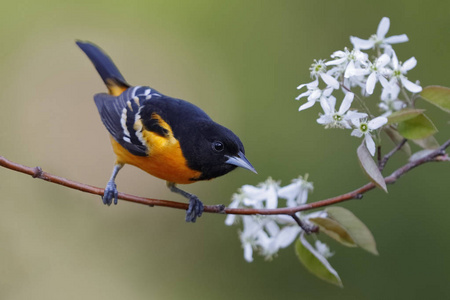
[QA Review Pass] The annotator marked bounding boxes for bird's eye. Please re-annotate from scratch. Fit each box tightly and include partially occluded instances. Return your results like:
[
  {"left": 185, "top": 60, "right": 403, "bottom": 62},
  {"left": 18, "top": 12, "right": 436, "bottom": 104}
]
[{"left": 212, "top": 141, "right": 224, "bottom": 152}]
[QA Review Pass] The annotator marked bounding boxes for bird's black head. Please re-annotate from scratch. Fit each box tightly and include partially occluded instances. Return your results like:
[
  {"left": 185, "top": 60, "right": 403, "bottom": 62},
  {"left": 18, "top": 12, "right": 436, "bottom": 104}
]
[{"left": 177, "top": 120, "right": 256, "bottom": 181}]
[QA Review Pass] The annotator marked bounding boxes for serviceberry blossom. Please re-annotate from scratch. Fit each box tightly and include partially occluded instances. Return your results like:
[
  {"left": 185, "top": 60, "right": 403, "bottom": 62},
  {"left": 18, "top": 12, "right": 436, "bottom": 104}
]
[
  {"left": 350, "top": 17, "right": 408, "bottom": 52},
  {"left": 326, "top": 48, "right": 369, "bottom": 79},
  {"left": 365, "top": 54, "right": 391, "bottom": 95},
  {"left": 296, "top": 78, "right": 334, "bottom": 111},
  {"left": 351, "top": 116, "right": 388, "bottom": 156},
  {"left": 390, "top": 51, "right": 422, "bottom": 93},
  {"left": 294, "top": 17, "right": 421, "bottom": 159},
  {"left": 277, "top": 175, "right": 313, "bottom": 207},
  {"left": 316, "top": 93, "right": 367, "bottom": 129},
  {"left": 379, "top": 81, "right": 405, "bottom": 116},
  {"left": 227, "top": 176, "right": 325, "bottom": 262},
  {"left": 309, "top": 59, "right": 340, "bottom": 89}
]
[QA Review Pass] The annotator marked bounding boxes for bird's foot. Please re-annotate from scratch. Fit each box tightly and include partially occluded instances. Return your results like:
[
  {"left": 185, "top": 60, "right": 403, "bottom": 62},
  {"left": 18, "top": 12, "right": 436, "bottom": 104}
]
[
  {"left": 103, "top": 180, "right": 119, "bottom": 206},
  {"left": 185, "top": 195, "right": 204, "bottom": 223}
]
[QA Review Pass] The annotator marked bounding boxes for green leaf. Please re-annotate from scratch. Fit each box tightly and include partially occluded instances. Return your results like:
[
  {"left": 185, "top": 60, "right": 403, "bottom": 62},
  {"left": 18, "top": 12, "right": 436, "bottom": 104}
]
[
  {"left": 309, "top": 217, "right": 356, "bottom": 247},
  {"left": 387, "top": 108, "right": 425, "bottom": 125},
  {"left": 412, "top": 135, "right": 440, "bottom": 149},
  {"left": 295, "top": 234, "right": 343, "bottom": 287},
  {"left": 421, "top": 85, "right": 450, "bottom": 113},
  {"left": 326, "top": 207, "right": 379, "bottom": 255},
  {"left": 384, "top": 128, "right": 411, "bottom": 155},
  {"left": 397, "top": 113, "right": 438, "bottom": 140},
  {"left": 357, "top": 142, "right": 387, "bottom": 193},
  {"left": 383, "top": 127, "right": 411, "bottom": 156}
]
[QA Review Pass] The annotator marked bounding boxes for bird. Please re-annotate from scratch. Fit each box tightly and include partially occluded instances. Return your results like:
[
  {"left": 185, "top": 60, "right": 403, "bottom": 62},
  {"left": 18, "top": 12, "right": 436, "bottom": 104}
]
[{"left": 76, "top": 41, "right": 256, "bottom": 222}]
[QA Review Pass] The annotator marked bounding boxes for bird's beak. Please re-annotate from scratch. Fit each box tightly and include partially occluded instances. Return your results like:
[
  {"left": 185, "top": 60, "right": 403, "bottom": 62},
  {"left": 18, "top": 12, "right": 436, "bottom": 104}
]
[{"left": 226, "top": 151, "right": 257, "bottom": 174}]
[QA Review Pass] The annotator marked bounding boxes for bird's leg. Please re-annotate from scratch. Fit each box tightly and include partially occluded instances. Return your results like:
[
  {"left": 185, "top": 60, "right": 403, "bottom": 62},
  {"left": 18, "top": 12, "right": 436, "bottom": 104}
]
[
  {"left": 103, "top": 164, "right": 123, "bottom": 206},
  {"left": 167, "top": 182, "right": 204, "bottom": 223}
]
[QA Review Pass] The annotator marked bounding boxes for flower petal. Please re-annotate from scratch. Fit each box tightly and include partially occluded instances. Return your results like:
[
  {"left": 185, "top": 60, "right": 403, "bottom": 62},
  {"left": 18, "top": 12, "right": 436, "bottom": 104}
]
[
  {"left": 308, "top": 89, "right": 321, "bottom": 101},
  {"left": 377, "top": 17, "right": 390, "bottom": 39},
  {"left": 299, "top": 100, "right": 316, "bottom": 111},
  {"left": 391, "top": 51, "right": 399, "bottom": 69},
  {"left": 401, "top": 56, "right": 417, "bottom": 72},
  {"left": 384, "top": 34, "right": 409, "bottom": 45},
  {"left": 319, "top": 97, "right": 332, "bottom": 114},
  {"left": 328, "top": 95, "right": 337, "bottom": 112},
  {"left": 297, "top": 78, "right": 319, "bottom": 90},
  {"left": 344, "top": 61, "right": 368, "bottom": 78},
  {"left": 244, "top": 243, "right": 254, "bottom": 262},
  {"left": 344, "top": 60, "right": 356, "bottom": 78},
  {"left": 365, "top": 135, "right": 376, "bottom": 156},
  {"left": 378, "top": 75, "right": 390, "bottom": 89},
  {"left": 366, "top": 72, "right": 377, "bottom": 95},
  {"left": 322, "top": 87, "right": 334, "bottom": 97},
  {"left": 368, "top": 116, "right": 388, "bottom": 130},
  {"left": 266, "top": 185, "right": 278, "bottom": 209},
  {"left": 351, "top": 129, "right": 363, "bottom": 138},
  {"left": 275, "top": 226, "right": 301, "bottom": 249},
  {"left": 325, "top": 57, "right": 347, "bottom": 66},
  {"left": 320, "top": 73, "right": 340, "bottom": 89},
  {"left": 350, "top": 36, "right": 374, "bottom": 50},
  {"left": 295, "top": 90, "right": 311, "bottom": 100},
  {"left": 265, "top": 220, "right": 280, "bottom": 237},
  {"left": 400, "top": 77, "right": 422, "bottom": 93},
  {"left": 377, "top": 54, "right": 391, "bottom": 68},
  {"left": 338, "top": 92, "right": 354, "bottom": 114}
]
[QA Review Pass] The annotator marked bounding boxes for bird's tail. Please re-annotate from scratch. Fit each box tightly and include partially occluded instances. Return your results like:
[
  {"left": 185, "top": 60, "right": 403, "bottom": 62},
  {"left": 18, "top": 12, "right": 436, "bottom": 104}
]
[{"left": 76, "top": 40, "right": 130, "bottom": 96}]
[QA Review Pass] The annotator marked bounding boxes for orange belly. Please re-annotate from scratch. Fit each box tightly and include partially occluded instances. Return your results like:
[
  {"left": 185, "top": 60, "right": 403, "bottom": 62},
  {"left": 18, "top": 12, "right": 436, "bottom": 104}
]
[{"left": 110, "top": 136, "right": 201, "bottom": 184}]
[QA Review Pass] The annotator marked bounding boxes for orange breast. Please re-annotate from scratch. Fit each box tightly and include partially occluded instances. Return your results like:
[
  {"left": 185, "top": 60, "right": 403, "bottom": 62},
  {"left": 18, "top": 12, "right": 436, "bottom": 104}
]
[{"left": 110, "top": 134, "right": 201, "bottom": 184}]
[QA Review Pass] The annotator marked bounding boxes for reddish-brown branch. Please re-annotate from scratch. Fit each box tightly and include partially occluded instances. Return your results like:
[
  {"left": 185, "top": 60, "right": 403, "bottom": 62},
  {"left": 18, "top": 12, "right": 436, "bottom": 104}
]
[{"left": 0, "top": 139, "right": 448, "bottom": 216}]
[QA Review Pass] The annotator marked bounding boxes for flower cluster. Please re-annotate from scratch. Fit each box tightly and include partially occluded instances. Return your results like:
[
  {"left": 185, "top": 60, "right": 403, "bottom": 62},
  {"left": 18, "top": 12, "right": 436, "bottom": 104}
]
[
  {"left": 296, "top": 17, "right": 422, "bottom": 156},
  {"left": 225, "top": 176, "right": 332, "bottom": 262}
]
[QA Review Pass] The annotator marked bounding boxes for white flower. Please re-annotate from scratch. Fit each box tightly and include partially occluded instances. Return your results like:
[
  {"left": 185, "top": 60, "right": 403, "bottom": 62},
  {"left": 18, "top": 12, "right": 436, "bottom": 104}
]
[
  {"left": 379, "top": 80, "right": 405, "bottom": 116},
  {"left": 241, "top": 178, "right": 279, "bottom": 209},
  {"left": 390, "top": 51, "right": 422, "bottom": 93},
  {"left": 278, "top": 175, "right": 313, "bottom": 207},
  {"left": 274, "top": 226, "right": 302, "bottom": 248},
  {"left": 296, "top": 78, "right": 334, "bottom": 111},
  {"left": 326, "top": 48, "right": 369, "bottom": 78},
  {"left": 229, "top": 177, "right": 318, "bottom": 262},
  {"left": 316, "top": 93, "right": 368, "bottom": 129},
  {"left": 350, "top": 17, "right": 409, "bottom": 50},
  {"left": 365, "top": 54, "right": 391, "bottom": 94},
  {"left": 239, "top": 215, "right": 302, "bottom": 262},
  {"left": 309, "top": 59, "right": 340, "bottom": 89},
  {"left": 258, "top": 224, "right": 302, "bottom": 260},
  {"left": 351, "top": 116, "right": 388, "bottom": 156},
  {"left": 240, "top": 216, "right": 261, "bottom": 262}
]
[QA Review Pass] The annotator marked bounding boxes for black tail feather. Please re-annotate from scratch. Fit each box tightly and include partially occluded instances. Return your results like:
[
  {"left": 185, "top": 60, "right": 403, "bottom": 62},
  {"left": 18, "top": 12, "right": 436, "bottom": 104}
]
[{"left": 76, "top": 40, "right": 130, "bottom": 89}]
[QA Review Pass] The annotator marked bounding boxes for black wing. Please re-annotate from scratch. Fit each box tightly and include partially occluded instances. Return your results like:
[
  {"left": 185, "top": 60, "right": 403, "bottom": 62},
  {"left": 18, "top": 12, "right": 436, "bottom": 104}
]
[{"left": 94, "top": 86, "right": 162, "bottom": 156}]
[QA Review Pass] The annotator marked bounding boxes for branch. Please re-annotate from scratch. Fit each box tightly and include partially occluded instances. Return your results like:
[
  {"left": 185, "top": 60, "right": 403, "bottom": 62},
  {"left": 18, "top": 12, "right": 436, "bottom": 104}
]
[
  {"left": 0, "top": 139, "right": 448, "bottom": 217},
  {"left": 378, "top": 138, "right": 408, "bottom": 171}
]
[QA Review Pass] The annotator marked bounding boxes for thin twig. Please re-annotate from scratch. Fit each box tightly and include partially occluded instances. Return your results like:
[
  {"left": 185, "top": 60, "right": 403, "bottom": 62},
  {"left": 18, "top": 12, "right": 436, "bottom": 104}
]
[
  {"left": 291, "top": 214, "right": 319, "bottom": 234},
  {"left": 0, "top": 139, "right": 448, "bottom": 216},
  {"left": 379, "top": 138, "right": 408, "bottom": 171},
  {"left": 377, "top": 145, "right": 382, "bottom": 167}
]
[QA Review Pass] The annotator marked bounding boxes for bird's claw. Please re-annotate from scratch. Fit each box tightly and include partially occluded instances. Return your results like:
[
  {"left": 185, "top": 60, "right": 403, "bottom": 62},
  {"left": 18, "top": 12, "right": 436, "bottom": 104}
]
[
  {"left": 185, "top": 196, "right": 204, "bottom": 223},
  {"left": 103, "top": 180, "right": 119, "bottom": 206}
]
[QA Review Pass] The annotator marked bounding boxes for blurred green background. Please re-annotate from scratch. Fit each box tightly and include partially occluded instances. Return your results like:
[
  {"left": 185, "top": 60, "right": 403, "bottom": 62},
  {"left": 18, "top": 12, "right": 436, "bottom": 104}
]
[{"left": 0, "top": 0, "right": 449, "bottom": 299}]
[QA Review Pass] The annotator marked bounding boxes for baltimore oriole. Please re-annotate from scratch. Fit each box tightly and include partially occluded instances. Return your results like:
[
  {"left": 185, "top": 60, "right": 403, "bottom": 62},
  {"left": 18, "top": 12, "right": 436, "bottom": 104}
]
[{"left": 76, "top": 41, "right": 256, "bottom": 222}]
